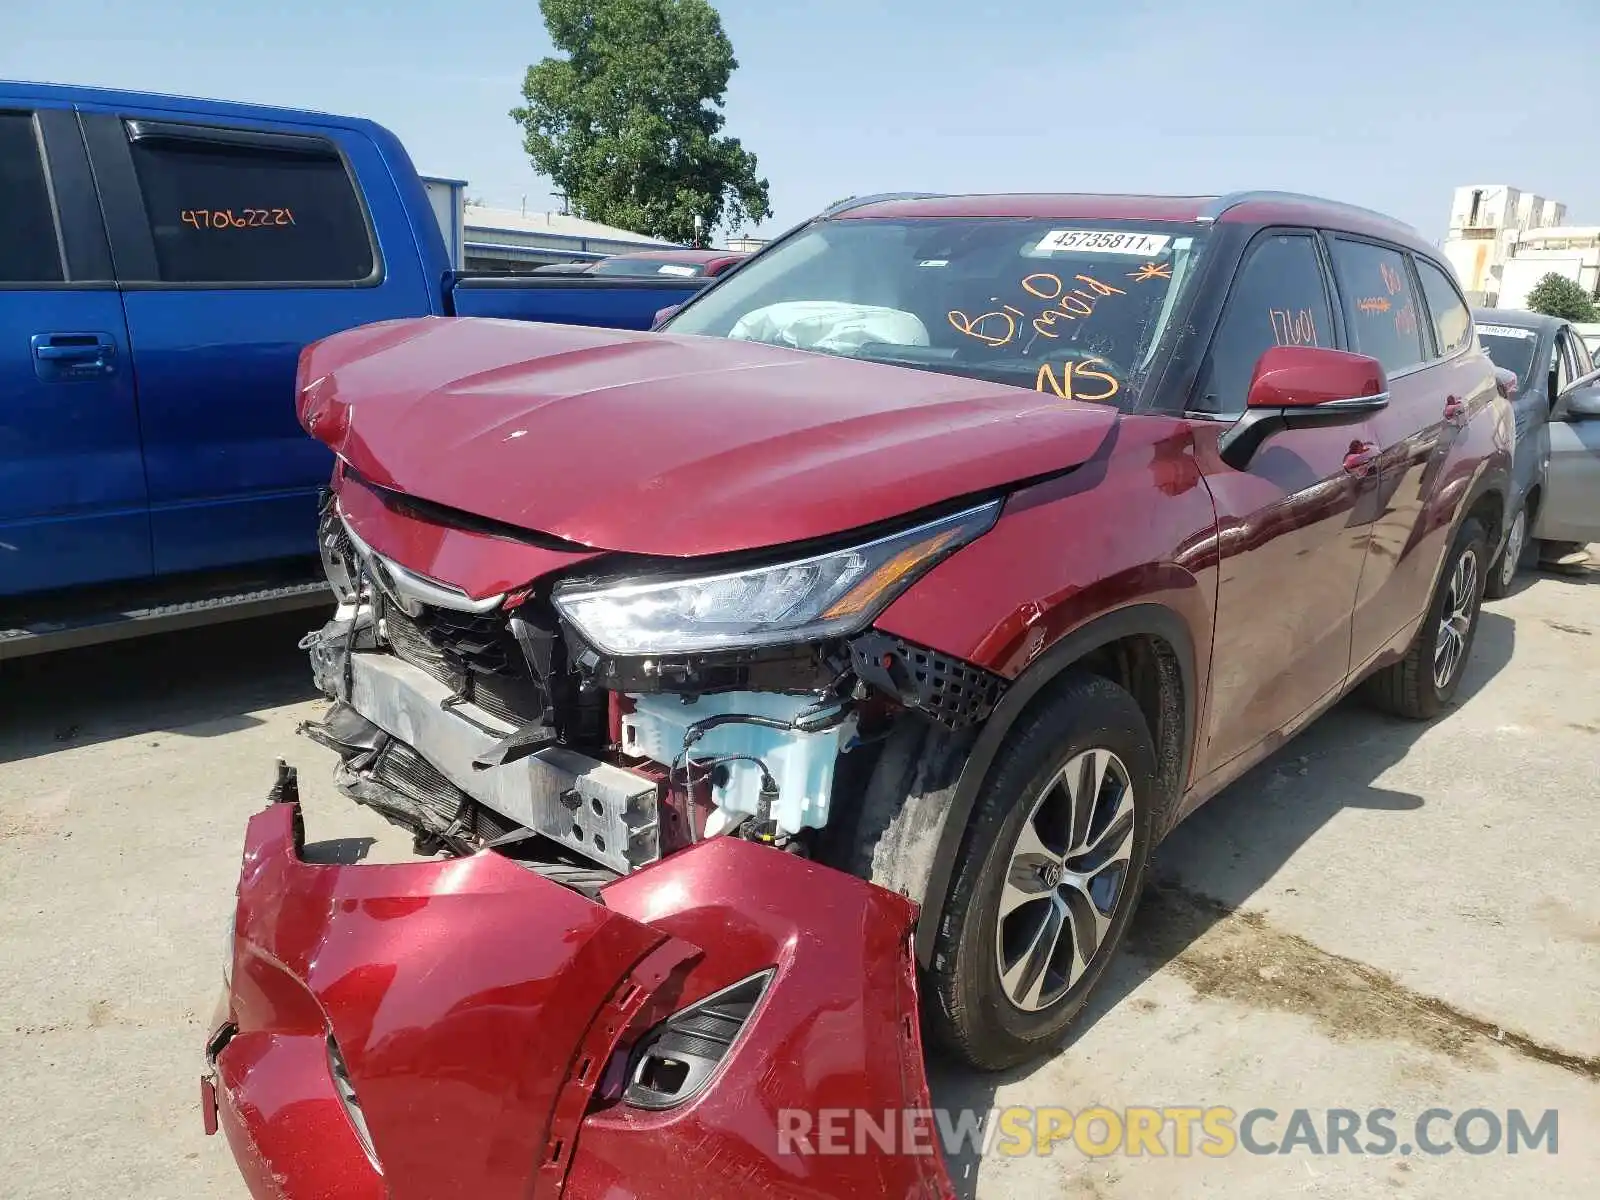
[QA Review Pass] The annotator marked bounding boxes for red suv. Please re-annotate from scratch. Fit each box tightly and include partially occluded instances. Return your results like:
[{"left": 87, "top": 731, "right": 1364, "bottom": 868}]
[{"left": 209, "top": 191, "right": 1511, "bottom": 1198}]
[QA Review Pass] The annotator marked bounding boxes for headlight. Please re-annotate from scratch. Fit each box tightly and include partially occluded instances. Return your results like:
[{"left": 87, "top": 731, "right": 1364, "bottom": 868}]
[{"left": 553, "top": 500, "right": 1001, "bottom": 655}]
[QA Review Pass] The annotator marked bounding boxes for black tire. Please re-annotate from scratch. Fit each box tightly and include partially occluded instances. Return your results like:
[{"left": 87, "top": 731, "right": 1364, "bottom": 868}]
[
  {"left": 1363, "top": 517, "right": 1487, "bottom": 719},
  {"left": 1483, "top": 504, "right": 1526, "bottom": 600},
  {"left": 855, "top": 673, "right": 1158, "bottom": 1070}
]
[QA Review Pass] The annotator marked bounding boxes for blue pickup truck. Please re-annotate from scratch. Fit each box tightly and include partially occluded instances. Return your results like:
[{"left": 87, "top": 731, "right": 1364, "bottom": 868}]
[{"left": 0, "top": 81, "right": 707, "bottom": 657}]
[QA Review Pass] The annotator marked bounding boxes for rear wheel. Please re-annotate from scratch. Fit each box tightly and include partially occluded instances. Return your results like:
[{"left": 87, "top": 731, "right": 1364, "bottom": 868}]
[
  {"left": 1363, "top": 517, "right": 1487, "bottom": 719},
  {"left": 1483, "top": 505, "right": 1526, "bottom": 599},
  {"left": 901, "top": 674, "right": 1158, "bottom": 1069}
]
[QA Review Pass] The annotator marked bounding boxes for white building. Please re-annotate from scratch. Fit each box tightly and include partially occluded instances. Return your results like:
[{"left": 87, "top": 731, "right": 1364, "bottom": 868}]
[
  {"left": 1441, "top": 184, "right": 1567, "bottom": 306},
  {"left": 1496, "top": 226, "right": 1600, "bottom": 311}
]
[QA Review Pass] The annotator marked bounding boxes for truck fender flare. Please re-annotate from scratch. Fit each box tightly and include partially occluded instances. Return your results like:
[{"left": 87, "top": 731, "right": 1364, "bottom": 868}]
[{"left": 911, "top": 602, "right": 1198, "bottom": 966}]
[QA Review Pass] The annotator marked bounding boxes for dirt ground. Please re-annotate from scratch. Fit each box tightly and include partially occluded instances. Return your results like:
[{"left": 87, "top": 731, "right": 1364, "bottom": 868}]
[{"left": 0, "top": 565, "right": 1595, "bottom": 1198}]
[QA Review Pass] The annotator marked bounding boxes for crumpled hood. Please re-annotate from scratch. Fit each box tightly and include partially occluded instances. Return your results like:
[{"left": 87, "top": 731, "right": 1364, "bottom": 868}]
[{"left": 298, "top": 316, "right": 1119, "bottom": 557}]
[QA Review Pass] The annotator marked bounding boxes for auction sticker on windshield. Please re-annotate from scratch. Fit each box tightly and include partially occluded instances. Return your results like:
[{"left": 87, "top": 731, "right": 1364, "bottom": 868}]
[
  {"left": 1477, "top": 324, "right": 1537, "bottom": 339},
  {"left": 1033, "top": 230, "right": 1172, "bottom": 256}
]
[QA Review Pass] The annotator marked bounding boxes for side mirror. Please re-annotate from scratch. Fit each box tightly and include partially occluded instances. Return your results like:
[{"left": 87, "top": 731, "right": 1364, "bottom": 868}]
[
  {"left": 651, "top": 303, "right": 682, "bottom": 331},
  {"left": 1219, "top": 346, "right": 1389, "bottom": 468},
  {"left": 1558, "top": 382, "right": 1600, "bottom": 420}
]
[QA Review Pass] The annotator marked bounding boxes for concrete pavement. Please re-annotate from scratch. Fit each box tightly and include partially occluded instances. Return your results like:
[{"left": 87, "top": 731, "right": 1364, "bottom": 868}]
[{"left": 0, "top": 567, "right": 1594, "bottom": 1198}]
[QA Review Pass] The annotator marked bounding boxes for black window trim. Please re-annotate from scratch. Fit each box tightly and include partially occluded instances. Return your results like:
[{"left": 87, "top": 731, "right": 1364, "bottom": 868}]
[
  {"left": 80, "top": 111, "right": 384, "bottom": 291},
  {"left": 0, "top": 107, "right": 70, "bottom": 290},
  {"left": 1183, "top": 224, "right": 1342, "bottom": 420},
  {"left": 1320, "top": 231, "right": 1430, "bottom": 380}
]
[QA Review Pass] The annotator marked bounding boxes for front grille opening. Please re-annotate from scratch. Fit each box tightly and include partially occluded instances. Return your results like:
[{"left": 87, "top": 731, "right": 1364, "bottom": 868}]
[{"left": 380, "top": 600, "right": 546, "bottom": 726}]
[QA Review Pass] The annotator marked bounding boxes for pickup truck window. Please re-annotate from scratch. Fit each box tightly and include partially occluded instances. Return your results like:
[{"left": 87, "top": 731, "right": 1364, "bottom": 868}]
[
  {"left": 1329, "top": 238, "right": 1425, "bottom": 374},
  {"left": 0, "top": 112, "right": 65, "bottom": 283},
  {"left": 1414, "top": 258, "right": 1471, "bottom": 358},
  {"left": 125, "top": 124, "right": 374, "bottom": 284}
]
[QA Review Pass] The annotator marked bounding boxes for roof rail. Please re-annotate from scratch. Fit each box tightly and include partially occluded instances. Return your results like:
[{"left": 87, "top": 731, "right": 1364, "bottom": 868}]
[
  {"left": 1198, "top": 190, "right": 1415, "bottom": 232},
  {"left": 819, "top": 192, "right": 947, "bottom": 218}
]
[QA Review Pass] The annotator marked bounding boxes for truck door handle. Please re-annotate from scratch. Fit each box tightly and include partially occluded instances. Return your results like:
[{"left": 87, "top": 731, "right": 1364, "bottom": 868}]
[
  {"left": 1443, "top": 396, "right": 1467, "bottom": 425},
  {"left": 30, "top": 332, "right": 117, "bottom": 380}
]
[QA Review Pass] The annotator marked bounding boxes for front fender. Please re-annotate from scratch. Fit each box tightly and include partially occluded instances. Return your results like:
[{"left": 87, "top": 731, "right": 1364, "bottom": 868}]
[{"left": 902, "top": 602, "right": 1200, "bottom": 967}]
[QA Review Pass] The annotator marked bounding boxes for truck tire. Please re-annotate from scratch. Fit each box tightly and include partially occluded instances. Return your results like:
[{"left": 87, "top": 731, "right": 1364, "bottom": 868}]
[
  {"left": 852, "top": 673, "right": 1157, "bottom": 1070},
  {"left": 1363, "top": 517, "right": 1488, "bottom": 719}
]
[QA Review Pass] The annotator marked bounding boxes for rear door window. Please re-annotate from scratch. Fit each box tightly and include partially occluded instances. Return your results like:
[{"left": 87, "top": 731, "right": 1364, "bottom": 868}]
[
  {"left": 1194, "top": 232, "right": 1335, "bottom": 415},
  {"left": 1414, "top": 258, "right": 1472, "bottom": 358},
  {"left": 0, "top": 111, "right": 65, "bottom": 283},
  {"left": 1328, "top": 239, "right": 1425, "bottom": 373},
  {"left": 124, "top": 122, "right": 375, "bottom": 284}
]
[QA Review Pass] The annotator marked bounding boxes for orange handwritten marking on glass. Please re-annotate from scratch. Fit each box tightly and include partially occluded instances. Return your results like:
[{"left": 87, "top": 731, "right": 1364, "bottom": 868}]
[
  {"left": 1022, "top": 273, "right": 1063, "bottom": 300},
  {"left": 1269, "top": 308, "right": 1320, "bottom": 347},
  {"left": 1127, "top": 262, "right": 1172, "bottom": 283},
  {"left": 1036, "top": 357, "right": 1121, "bottom": 402},
  {"left": 178, "top": 208, "right": 297, "bottom": 230},
  {"left": 948, "top": 308, "right": 1017, "bottom": 347},
  {"left": 1379, "top": 261, "right": 1404, "bottom": 296},
  {"left": 1357, "top": 297, "right": 1391, "bottom": 315},
  {"left": 1075, "top": 274, "right": 1126, "bottom": 297}
]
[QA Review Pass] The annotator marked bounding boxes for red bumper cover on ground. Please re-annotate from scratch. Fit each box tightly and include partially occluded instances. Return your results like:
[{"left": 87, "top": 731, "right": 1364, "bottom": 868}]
[{"left": 206, "top": 794, "right": 956, "bottom": 1199}]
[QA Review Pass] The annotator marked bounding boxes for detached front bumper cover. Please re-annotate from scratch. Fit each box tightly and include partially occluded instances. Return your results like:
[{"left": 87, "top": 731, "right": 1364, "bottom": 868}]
[{"left": 208, "top": 764, "right": 956, "bottom": 1199}]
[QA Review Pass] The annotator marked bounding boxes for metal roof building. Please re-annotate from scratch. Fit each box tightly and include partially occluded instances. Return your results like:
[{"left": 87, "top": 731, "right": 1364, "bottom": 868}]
[{"left": 462, "top": 205, "right": 684, "bottom": 272}]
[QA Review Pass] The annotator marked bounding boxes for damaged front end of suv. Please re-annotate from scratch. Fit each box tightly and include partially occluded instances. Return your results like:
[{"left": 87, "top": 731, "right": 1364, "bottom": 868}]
[{"left": 304, "top": 477, "right": 1006, "bottom": 878}]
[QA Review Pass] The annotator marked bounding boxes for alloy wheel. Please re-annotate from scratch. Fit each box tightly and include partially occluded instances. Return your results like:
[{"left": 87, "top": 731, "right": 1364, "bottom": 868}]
[
  {"left": 1498, "top": 510, "right": 1525, "bottom": 591},
  {"left": 1434, "top": 547, "right": 1479, "bottom": 690},
  {"left": 995, "top": 749, "right": 1136, "bottom": 1012}
]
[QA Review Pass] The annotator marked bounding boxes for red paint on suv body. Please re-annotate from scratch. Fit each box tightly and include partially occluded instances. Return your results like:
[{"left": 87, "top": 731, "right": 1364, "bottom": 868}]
[{"left": 213, "top": 192, "right": 1512, "bottom": 1198}]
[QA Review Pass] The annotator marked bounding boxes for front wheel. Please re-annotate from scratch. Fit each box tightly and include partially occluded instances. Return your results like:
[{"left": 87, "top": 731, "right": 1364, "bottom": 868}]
[{"left": 920, "top": 674, "right": 1158, "bottom": 1069}]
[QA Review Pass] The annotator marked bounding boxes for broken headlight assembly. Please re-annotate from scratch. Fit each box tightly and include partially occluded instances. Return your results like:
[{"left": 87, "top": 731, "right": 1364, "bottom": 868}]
[{"left": 552, "top": 500, "right": 1001, "bottom": 656}]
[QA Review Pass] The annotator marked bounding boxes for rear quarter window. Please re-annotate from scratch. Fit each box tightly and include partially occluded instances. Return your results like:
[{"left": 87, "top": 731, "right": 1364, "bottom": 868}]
[
  {"left": 125, "top": 123, "right": 375, "bottom": 285},
  {"left": 1414, "top": 258, "right": 1472, "bottom": 357},
  {"left": 1328, "top": 238, "right": 1425, "bottom": 373}
]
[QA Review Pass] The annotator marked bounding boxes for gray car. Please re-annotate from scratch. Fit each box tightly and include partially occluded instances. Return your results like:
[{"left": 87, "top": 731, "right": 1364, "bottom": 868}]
[{"left": 1472, "top": 308, "right": 1600, "bottom": 593}]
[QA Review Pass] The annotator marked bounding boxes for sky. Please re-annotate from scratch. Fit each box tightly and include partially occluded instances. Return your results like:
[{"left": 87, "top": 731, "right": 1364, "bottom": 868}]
[{"left": 6, "top": 0, "right": 1599, "bottom": 242}]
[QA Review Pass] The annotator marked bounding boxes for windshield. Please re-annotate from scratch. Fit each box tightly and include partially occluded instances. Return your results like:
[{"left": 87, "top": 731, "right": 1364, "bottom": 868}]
[
  {"left": 1477, "top": 322, "right": 1541, "bottom": 390},
  {"left": 664, "top": 217, "right": 1208, "bottom": 405},
  {"left": 590, "top": 256, "right": 705, "bottom": 278}
]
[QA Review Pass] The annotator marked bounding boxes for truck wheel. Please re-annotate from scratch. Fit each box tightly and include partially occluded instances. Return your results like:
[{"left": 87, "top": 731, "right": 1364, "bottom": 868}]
[
  {"left": 1363, "top": 517, "right": 1487, "bottom": 719},
  {"left": 1483, "top": 505, "right": 1526, "bottom": 599},
  {"left": 858, "top": 674, "right": 1158, "bottom": 1071}
]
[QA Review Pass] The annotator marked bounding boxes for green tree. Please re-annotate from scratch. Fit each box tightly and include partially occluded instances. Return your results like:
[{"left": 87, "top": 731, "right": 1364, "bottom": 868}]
[
  {"left": 1525, "top": 272, "right": 1597, "bottom": 322},
  {"left": 510, "top": 0, "right": 771, "bottom": 246}
]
